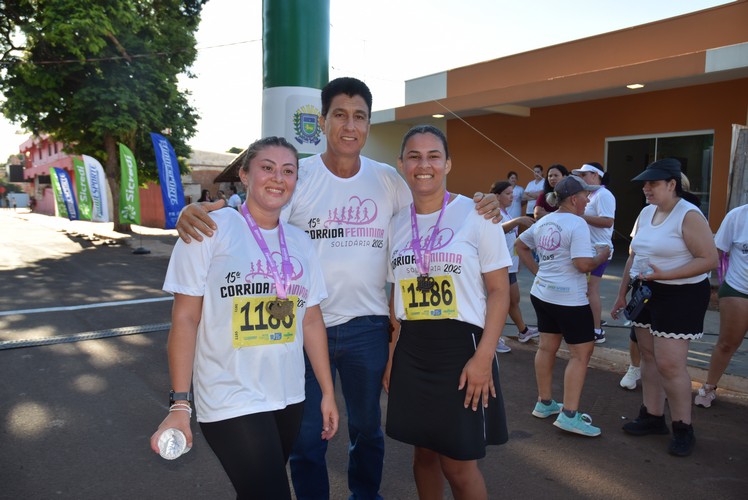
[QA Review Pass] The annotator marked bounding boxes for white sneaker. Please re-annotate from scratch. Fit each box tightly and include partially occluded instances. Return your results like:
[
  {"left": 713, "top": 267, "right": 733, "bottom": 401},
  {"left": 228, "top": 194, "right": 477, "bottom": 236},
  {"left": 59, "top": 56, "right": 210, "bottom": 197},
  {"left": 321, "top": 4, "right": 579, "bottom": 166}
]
[
  {"left": 518, "top": 326, "right": 539, "bottom": 343},
  {"left": 694, "top": 384, "right": 716, "bottom": 408},
  {"left": 619, "top": 365, "right": 641, "bottom": 390},
  {"left": 496, "top": 337, "right": 511, "bottom": 353}
]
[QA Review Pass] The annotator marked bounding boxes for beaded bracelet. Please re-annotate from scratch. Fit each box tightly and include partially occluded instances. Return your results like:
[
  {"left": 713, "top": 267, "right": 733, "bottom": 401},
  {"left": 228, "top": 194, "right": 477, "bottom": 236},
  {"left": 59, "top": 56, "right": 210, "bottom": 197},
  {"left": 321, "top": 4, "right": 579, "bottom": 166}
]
[{"left": 169, "top": 403, "right": 193, "bottom": 417}]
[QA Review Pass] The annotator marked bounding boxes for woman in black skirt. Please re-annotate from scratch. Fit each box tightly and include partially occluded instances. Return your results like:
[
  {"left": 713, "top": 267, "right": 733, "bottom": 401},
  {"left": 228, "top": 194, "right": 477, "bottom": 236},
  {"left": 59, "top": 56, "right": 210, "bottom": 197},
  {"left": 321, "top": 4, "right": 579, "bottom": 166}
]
[{"left": 384, "top": 125, "right": 512, "bottom": 499}]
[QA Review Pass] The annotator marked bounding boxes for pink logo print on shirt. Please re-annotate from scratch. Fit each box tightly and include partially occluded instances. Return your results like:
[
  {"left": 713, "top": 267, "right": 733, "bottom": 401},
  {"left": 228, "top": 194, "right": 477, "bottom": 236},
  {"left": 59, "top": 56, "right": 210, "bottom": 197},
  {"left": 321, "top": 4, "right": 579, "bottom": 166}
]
[
  {"left": 246, "top": 253, "right": 304, "bottom": 282},
  {"left": 404, "top": 225, "right": 454, "bottom": 253},
  {"left": 537, "top": 228, "right": 561, "bottom": 251},
  {"left": 324, "top": 196, "right": 378, "bottom": 228}
]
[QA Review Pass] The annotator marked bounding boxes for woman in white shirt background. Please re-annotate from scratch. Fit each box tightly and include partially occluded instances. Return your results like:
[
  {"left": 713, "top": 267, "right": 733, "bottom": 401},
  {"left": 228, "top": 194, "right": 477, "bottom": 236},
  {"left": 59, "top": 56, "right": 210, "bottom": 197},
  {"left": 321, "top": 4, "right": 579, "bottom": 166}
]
[
  {"left": 694, "top": 203, "right": 748, "bottom": 408},
  {"left": 491, "top": 180, "right": 538, "bottom": 347},
  {"left": 571, "top": 162, "right": 616, "bottom": 345}
]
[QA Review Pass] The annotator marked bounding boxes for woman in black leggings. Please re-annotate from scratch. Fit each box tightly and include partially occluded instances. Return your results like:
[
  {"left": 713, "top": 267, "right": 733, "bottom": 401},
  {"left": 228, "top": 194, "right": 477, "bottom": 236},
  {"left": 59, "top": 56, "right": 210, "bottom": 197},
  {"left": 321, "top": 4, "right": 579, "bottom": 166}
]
[{"left": 151, "top": 137, "right": 338, "bottom": 499}]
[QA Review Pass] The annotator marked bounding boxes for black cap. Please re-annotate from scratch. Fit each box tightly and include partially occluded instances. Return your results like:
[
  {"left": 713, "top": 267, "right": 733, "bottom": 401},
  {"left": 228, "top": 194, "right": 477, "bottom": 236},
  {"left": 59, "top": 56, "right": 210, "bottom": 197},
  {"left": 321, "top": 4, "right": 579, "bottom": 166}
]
[
  {"left": 554, "top": 175, "right": 601, "bottom": 199},
  {"left": 632, "top": 158, "right": 681, "bottom": 182}
]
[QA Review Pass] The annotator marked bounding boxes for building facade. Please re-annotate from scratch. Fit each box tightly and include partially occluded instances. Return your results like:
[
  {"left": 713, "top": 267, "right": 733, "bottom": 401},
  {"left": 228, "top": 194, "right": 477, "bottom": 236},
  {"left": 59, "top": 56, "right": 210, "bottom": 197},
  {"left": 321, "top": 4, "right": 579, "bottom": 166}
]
[{"left": 369, "top": 1, "right": 748, "bottom": 238}]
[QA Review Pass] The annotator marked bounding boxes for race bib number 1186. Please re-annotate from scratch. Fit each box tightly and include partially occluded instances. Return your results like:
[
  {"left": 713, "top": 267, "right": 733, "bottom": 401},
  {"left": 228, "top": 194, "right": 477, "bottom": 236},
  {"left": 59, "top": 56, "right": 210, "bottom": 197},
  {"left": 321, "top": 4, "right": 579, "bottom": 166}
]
[{"left": 400, "top": 275, "right": 458, "bottom": 320}]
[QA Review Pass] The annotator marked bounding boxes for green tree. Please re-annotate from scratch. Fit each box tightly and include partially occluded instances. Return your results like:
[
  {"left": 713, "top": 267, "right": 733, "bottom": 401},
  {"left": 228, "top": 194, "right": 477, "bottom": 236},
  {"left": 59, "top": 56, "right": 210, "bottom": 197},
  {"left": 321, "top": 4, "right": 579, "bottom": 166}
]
[{"left": 0, "top": 0, "right": 207, "bottom": 231}]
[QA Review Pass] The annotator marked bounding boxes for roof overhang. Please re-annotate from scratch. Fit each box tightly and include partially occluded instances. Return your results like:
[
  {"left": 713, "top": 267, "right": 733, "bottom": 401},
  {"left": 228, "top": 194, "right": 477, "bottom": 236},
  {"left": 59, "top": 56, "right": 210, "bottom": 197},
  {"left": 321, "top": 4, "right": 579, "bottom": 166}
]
[{"left": 381, "top": 41, "right": 748, "bottom": 125}]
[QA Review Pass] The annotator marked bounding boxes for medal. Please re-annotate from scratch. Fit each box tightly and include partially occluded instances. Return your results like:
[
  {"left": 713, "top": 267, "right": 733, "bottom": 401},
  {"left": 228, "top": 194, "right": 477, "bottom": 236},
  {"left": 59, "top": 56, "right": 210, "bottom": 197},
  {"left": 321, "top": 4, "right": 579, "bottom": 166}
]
[
  {"left": 241, "top": 203, "right": 294, "bottom": 316},
  {"left": 410, "top": 191, "right": 450, "bottom": 285},
  {"left": 266, "top": 299, "right": 294, "bottom": 322},
  {"left": 416, "top": 275, "right": 437, "bottom": 292}
]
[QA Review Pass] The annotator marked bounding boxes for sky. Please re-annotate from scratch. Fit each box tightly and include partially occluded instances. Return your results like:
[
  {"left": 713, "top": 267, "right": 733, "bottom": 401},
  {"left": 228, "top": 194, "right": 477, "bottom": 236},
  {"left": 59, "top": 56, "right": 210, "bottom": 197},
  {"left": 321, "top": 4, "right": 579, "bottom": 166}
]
[{"left": 0, "top": 0, "right": 733, "bottom": 159}]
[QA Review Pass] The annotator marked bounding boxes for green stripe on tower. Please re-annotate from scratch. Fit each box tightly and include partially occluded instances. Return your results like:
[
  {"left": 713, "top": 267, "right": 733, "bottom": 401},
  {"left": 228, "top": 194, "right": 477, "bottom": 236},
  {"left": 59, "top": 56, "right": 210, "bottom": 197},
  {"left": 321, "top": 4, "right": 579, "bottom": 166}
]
[
  {"left": 263, "top": 0, "right": 329, "bottom": 89},
  {"left": 262, "top": 0, "right": 329, "bottom": 155}
]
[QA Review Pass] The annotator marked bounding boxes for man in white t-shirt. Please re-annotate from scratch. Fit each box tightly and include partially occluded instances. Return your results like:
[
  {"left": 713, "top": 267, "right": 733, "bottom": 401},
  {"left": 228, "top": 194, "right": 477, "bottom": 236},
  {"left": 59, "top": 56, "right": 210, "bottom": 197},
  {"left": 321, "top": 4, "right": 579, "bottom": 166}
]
[
  {"left": 175, "top": 78, "right": 501, "bottom": 500},
  {"left": 226, "top": 185, "right": 241, "bottom": 209},
  {"left": 523, "top": 164, "right": 545, "bottom": 217}
]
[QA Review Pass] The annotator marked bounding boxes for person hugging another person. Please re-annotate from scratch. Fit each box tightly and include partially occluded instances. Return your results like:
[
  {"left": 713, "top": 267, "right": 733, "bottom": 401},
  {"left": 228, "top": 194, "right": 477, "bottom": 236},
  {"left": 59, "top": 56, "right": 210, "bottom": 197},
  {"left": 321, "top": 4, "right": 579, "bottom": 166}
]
[{"left": 385, "top": 125, "right": 511, "bottom": 499}]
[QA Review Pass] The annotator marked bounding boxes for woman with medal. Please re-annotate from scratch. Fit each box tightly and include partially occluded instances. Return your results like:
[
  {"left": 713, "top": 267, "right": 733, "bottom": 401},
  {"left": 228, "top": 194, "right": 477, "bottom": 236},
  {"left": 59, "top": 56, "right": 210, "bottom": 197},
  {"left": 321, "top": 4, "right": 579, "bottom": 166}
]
[
  {"left": 384, "top": 125, "right": 512, "bottom": 499},
  {"left": 151, "top": 137, "right": 338, "bottom": 499}
]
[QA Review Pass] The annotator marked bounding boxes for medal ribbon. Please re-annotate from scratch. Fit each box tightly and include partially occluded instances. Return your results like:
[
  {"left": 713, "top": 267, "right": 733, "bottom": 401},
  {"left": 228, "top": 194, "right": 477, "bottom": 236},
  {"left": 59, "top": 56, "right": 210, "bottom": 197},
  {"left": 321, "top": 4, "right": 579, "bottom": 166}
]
[
  {"left": 410, "top": 191, "right": 450, "bottom": 277},
  {"left": 240, "top": 203, "right": 292, "bottom": 299}
]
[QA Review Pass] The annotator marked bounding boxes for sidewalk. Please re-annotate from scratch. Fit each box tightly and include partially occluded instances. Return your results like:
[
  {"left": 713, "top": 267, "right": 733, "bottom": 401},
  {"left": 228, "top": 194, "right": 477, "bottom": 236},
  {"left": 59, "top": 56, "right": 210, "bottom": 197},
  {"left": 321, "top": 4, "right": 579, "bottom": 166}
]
[
  {"left": 508, "top": 245, "right": 748, "bottom": 397},
  {"left": 5, "top": 208, "right": 179, "bottom": 258},
  {"left": 5, "top": 209, "right": 747, "bottom": 395}
]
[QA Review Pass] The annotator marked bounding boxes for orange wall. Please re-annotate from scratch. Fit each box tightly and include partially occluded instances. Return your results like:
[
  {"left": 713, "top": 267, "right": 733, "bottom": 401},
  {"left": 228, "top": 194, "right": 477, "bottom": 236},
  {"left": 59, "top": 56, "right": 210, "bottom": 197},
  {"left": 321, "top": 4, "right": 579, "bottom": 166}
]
[{"left": 446, "top": 78, "right": 748, "bottom": 231}]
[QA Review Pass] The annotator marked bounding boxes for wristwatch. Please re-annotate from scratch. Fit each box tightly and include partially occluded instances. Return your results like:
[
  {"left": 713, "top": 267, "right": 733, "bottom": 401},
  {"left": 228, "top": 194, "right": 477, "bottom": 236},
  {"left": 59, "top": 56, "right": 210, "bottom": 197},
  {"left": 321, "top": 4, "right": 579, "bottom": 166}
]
[{"left": 169, "top": 390, "right": 193, "bottom": 405}]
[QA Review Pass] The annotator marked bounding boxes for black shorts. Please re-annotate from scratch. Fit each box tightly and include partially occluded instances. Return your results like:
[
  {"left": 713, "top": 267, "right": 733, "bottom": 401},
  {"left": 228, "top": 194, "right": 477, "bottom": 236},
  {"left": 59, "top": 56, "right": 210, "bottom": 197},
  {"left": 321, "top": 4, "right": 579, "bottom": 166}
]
[
  {"left": 630, "top": 279, "right": 710, "bottom": 340},
  {"left": 530, "top": 295, "right": 595, "bottom": 345},
  {"left": 718, "top": 280, "right": 748, "bottom": 299},
  {"left": 386, "top": 319, "right": 508, "bottom": 460}
]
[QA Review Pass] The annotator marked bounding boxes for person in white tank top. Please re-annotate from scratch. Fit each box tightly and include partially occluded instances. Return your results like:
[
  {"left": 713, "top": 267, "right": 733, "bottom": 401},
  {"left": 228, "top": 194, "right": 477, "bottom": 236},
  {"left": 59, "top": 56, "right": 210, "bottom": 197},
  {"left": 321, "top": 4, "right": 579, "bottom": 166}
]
[{"left": 611, "top": 158, "right": 718, "bottom": 458}]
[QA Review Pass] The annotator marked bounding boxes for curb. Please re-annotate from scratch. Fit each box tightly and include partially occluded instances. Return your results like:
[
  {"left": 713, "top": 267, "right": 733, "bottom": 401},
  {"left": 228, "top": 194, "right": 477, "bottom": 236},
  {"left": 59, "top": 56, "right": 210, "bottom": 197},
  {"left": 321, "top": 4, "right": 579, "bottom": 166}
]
[{"left": 503, "top": 336, "right": 748, "bottom": 400}]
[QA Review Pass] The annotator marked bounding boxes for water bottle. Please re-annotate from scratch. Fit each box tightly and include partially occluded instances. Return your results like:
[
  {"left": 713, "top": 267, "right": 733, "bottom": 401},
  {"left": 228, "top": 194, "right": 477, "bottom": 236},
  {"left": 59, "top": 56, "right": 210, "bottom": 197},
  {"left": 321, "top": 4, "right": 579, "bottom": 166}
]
[
  {"left": 157, "top": 428, "right": 190, "bottom": 460},
  {"left": 638, "top": 257, "right": 654, "bottom": 277}
]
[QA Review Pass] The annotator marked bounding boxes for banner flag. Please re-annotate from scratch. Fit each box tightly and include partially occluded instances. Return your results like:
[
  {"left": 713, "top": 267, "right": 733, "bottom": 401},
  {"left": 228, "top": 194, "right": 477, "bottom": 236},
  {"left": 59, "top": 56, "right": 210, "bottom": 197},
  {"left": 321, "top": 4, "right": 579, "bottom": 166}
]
[
  {"left": 118, "top": 143, "right": 141, "bottom": 225},
  {"left": 50, "top": 167, "right": 69, "bottom": 218},
  {"left": 53, "top": 167, "right": 80, "bottom": 220},
  {"left": 73, "top": 156, "right": 92, "bottom": 220},
  {"left": 82, "top": 154, "right": 110, "bottom": 222},
  {"left": 150, "top": 132, "right": 185, "bottom": 229}
]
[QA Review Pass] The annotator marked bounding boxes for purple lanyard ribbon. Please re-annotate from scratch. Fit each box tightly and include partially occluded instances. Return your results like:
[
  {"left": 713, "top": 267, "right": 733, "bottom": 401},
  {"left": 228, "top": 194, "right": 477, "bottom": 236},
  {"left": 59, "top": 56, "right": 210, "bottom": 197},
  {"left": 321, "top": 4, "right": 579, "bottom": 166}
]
[
  {"left": 241, "top": 203, "right": 292, "bottom": 299},
  {"left": 410, "top": 191, "right": 450, "bottom": 277}
]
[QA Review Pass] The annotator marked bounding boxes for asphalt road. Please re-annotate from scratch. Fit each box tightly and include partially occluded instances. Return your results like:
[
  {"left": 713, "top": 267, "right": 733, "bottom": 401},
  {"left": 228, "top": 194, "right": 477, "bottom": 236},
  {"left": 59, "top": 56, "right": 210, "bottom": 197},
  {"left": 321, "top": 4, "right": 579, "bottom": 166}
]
[{"left": 1, "top": 211, "right": 747, "bottom": 499}]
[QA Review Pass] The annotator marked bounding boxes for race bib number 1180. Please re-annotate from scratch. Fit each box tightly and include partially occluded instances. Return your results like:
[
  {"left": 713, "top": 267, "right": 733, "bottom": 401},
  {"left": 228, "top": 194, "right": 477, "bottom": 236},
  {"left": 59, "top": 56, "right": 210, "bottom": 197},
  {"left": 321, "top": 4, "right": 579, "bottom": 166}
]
[{"left": 231, "top": 296, "right": 298, "bottom": 348}]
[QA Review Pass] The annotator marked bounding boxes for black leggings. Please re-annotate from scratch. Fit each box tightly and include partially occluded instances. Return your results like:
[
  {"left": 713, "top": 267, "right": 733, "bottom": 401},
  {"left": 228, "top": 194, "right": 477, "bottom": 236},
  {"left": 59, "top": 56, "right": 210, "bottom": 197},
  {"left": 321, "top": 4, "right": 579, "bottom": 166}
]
[{"left": 200, "top": 402, "right": 304, "bottom": 500}]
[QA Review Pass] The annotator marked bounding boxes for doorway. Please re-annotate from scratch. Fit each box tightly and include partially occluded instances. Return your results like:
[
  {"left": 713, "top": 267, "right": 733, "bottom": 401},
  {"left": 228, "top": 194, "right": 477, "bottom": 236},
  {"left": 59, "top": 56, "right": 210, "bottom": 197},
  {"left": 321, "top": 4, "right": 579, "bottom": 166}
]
[{"left": 605, "top": 131, "right": 714, "bottom": 246}]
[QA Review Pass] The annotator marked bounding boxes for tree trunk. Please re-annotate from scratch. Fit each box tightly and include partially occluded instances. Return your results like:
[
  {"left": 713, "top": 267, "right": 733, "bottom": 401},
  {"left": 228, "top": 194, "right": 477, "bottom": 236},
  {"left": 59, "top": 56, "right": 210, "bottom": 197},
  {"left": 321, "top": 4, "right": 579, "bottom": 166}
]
[{"left": 103, "top": 133, "right": 131, "bottom": 233}]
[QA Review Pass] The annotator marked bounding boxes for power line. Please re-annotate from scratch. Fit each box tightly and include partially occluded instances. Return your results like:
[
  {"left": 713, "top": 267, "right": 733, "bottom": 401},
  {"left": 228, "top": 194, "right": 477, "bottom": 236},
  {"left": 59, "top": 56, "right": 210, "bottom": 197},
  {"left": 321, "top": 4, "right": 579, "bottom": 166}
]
[{"left": 0, "top": 39, "right": 260, "bottom": 66}]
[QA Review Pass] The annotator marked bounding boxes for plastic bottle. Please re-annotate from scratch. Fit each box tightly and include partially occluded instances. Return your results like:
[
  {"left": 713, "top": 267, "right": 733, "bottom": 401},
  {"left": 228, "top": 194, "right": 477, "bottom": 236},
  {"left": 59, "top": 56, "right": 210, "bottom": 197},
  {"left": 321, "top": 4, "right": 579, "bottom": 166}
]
[
  {"left": 157, "top": 428, "right": 190, "bottom": 460},
  {"left": 638, "top": 257, "right": 654, "bottom": 276}
]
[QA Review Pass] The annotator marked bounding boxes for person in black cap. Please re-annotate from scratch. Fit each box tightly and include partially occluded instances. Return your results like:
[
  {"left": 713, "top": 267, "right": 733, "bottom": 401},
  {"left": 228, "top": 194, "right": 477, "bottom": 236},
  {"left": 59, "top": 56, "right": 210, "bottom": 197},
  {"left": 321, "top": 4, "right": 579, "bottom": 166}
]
[
  {"left": 516, "top": 175, "right": 611, "bottom": 437},
  {"left": 611, "top": 158, "right": 718, "bottom": 457}
]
